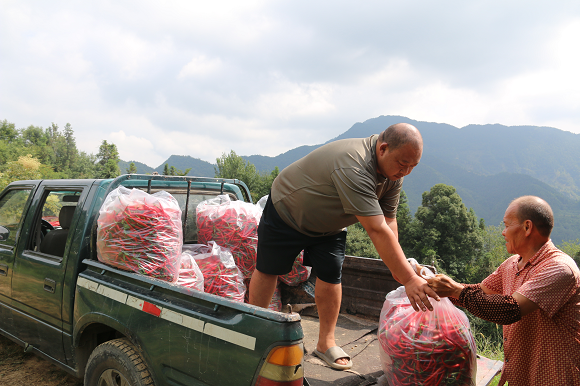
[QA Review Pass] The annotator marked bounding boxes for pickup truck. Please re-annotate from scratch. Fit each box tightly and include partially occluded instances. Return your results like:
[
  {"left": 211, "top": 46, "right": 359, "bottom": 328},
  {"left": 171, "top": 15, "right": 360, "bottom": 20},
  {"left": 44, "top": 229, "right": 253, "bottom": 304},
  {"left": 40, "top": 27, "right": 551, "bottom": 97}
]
[
  {"left": 0, "top": 174, "right": 305, "bottom": 386},
  {"left": 0, "top": 174, "right": 502, "bottom": 386}
]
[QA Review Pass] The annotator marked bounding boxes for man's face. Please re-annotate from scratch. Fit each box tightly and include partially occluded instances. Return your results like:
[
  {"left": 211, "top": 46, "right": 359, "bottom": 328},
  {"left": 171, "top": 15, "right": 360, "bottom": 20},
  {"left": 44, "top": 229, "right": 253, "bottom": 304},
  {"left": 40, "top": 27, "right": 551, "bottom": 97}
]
[
  {"left": 376, "top": 143, "right": 422, "bottom": 181},
  {"left": 502, "top": 204, "right": 526, "bottom": 255}
]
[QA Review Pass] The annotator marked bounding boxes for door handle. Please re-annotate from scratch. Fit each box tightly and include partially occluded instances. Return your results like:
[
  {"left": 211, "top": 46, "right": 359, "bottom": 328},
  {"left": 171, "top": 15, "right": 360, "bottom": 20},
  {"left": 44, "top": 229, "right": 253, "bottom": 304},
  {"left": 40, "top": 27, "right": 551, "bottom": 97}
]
[
  {"left": 44, "top": 278, "right": 56, "bottom": 293},
  {"left": 0, "top": 264, "right": 8, "bottom": 276}
]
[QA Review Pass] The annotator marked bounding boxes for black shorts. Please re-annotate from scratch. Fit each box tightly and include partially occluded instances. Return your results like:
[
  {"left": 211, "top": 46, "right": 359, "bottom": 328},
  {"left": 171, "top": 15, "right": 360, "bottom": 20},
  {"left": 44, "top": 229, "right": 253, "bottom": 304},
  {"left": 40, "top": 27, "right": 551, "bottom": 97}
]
[{"left": 256, "top": 195, "right": 347, "bottom": 284}]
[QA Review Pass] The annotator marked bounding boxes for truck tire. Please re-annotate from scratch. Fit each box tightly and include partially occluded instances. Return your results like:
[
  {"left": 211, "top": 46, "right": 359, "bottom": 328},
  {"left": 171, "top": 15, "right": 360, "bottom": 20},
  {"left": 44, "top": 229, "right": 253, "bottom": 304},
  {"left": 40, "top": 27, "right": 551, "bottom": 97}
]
[{"left": 85, "top": 338, "right": 155, "bottom": 386}]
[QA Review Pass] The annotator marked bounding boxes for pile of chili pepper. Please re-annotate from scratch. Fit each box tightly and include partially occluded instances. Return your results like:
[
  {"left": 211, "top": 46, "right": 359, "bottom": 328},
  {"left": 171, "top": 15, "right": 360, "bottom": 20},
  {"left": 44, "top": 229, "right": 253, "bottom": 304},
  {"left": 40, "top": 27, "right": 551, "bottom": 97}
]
[
  {"left": 378, "top": 289, "right": 476, "bottom": 386},
  {"left": 97, "top": 188, "right": 183, "bottom": 283},
  {"left": 196, "top": 197, "right": 261, "bottom": 279},
  {"left": 176, "top": 251, "right": 204, "bottom": 292},
  {"left": 187, "top": 242, "right": 246, "bottom": 302}
]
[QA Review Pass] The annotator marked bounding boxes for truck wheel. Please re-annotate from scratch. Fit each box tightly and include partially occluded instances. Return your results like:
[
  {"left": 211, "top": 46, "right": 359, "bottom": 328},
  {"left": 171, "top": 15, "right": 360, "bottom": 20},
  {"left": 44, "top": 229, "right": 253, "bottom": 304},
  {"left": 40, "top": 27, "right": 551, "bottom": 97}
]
[{"left": 85, "top": 338, "right": 155, "bottom": 386}]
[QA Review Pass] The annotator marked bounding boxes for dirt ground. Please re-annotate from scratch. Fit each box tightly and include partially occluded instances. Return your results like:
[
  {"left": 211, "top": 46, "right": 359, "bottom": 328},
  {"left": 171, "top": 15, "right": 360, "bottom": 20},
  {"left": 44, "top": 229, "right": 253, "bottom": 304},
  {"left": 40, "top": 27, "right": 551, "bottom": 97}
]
[{"left": 0, "top": 334, "right": 83, "bottom": 386}]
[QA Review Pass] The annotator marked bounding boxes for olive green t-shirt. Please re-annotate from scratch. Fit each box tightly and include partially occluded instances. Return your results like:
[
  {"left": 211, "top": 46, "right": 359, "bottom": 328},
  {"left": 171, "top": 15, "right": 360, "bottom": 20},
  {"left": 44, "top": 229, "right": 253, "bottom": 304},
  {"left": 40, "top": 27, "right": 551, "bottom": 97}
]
[{"left": 271, "top": 135, "right": 403, "bottom": 237}]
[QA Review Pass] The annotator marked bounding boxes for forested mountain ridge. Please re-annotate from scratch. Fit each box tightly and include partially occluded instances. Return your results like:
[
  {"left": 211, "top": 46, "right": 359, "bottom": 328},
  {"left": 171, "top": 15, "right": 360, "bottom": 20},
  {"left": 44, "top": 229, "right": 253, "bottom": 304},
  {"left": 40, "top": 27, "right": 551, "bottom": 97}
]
[
  {"left": 332, "top": 115, "right": 580, "bottom": 200},
  {"left": 120, "top": 115, "right": 580, "bottom": 244}
]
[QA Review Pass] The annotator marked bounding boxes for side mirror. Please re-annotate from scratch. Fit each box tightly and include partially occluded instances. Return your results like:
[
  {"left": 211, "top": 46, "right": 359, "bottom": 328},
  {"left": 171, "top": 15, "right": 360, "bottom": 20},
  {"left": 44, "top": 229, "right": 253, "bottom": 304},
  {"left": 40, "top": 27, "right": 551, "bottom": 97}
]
[{"left": 0, "top": 225, "right": 10, "bottom": 242}]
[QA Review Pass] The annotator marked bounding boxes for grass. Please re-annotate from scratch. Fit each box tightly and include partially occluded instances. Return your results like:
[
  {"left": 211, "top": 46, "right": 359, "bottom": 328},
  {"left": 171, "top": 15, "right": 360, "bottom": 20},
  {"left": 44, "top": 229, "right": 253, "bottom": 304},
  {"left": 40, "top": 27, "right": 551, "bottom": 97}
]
[{"left": 474, "top": 325, "right": 504, "bottom": 386}]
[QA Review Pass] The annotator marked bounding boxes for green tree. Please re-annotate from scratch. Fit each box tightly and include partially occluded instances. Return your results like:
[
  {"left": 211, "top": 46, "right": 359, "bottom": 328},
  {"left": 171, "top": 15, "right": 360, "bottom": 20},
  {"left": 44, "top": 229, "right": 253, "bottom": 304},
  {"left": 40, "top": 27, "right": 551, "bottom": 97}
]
[
  {"left": 253, "top": 166, "right": 279, "bottom": 202},
  {"left": 21, "top": 125, "right": 48, "bottom": 147},
  {"left": 345, "top": 222, "right": 379, "bottom": 258},
  {"left": 0, "top": 120, "right": 18, "bottom": 142},
  {"left": 559, "top": 239, "right": 580, "bottom": 268},
  {"left": 215, "top": 151, "right": 259, "bottom": 200},
  {"left": 127, "top": 162, "right": 138, "bottom": 174},
  {"left": 175, "top": 167, "right": 191, "bottom": 176},
  {"left": 214, "top": 151, "right": 280, "bottom": 203},
  {"left": 345, "top": 190, "right": 410, "bottom": 259},
  {"left": 46, "top": 123, "right": 68, "bottom": 174},
  {"left": 0, "top": 154, "right": 44, "bottom": 191},
  {"left": 96, "top": 140, "right": 120, "bottom": 179},
  {"left": 63, "top": 123, "right": 77, "bottom": 172},
  {"left": 404, "top": 183, "right": 484, "bottom": 280},
  {"left": 467, "top": 224, "right": 511, "bottom": 283},
  {"left": 163, "top": 163, "right": 170, "bottom": 175},
  {"left": 1, "top": 121, "right": 27, "bottom": 166},
  {"left": 71, "top": 151, "right": 97, "bottom": 179},
  {"left": 396, "top": 191, "right": 413, "bottom": 251}
]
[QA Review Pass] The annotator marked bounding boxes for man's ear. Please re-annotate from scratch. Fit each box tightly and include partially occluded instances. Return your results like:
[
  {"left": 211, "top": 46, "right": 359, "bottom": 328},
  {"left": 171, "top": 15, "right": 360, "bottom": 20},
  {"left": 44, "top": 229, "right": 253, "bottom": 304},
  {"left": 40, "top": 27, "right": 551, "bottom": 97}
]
[
  {"left": 523, "top": 219, "right": 533, "bottom": 236},
  {"left": 378, "top": 142, "right": 389, "bottom": 155}
]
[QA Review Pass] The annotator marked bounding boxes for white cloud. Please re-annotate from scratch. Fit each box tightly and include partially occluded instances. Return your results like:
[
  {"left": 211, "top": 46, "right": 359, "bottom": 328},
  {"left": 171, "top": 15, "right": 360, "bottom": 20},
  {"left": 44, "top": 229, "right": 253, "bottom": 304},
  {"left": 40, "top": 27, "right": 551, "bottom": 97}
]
[
  {"left": 109, "top": 130, "right": 159, "bottom": 165},
  {"left": 254, "top": 77, "right": 336, "bottom": 119},
  {"left": 178, "top": 54, "right": 223, "bottom": 79}
]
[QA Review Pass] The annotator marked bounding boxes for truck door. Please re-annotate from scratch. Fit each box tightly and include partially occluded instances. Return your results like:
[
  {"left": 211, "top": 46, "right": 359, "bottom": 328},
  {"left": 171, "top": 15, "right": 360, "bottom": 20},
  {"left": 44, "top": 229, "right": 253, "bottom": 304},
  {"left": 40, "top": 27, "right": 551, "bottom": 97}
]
[
  {"left": 10, "top": 185, "right": 86, "bottom": 363},
  {"left": 0, "top": 187, "right": 34, "bottom": 331}
]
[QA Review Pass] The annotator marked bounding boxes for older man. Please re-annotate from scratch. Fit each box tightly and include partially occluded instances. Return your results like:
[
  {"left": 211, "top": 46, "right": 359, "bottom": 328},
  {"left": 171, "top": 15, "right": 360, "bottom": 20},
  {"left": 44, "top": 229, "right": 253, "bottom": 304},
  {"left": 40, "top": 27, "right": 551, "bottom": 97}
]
[
  {"left": 428, "top": 196, "right": 580, "bottom": 386},
  {"left": 249, "top": 123, "right": 439, "bottom": 370}
]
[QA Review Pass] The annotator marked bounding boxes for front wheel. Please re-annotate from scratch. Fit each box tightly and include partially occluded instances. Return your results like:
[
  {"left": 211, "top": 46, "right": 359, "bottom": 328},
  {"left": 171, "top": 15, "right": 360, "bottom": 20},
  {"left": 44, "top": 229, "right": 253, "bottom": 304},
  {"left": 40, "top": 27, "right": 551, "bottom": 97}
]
[{"left": 84, "top": 338, "right": 155, "bottom": 386}]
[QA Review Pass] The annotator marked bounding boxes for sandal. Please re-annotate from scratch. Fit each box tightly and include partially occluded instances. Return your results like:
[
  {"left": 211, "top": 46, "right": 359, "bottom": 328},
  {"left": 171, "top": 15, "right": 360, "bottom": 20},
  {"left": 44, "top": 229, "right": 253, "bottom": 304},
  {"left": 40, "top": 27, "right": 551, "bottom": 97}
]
[{"left": 313, "top": 346, "right": 353, "bottom": 370}]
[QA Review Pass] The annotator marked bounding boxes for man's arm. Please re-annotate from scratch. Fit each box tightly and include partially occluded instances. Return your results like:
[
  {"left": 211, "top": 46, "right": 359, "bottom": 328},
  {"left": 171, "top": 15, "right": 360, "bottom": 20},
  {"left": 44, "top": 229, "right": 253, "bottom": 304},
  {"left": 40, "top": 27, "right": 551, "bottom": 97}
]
[
  {"left": 512, "top": 292, "right": 540, "bottom": 316},
  {"left": 427, "top": 274, "right": 540, "bottom": 324},
  {"left": 385, "top": 216, "right": 398, "bottom": 242},
  {"left": 356, "top": 214, "right": 439, "bottom": 312}
]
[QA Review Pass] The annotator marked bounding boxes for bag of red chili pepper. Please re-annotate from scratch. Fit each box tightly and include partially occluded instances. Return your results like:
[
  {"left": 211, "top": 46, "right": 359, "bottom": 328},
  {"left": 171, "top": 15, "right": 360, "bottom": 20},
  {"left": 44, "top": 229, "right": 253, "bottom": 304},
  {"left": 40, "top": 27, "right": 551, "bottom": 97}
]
[
  {"left": 278, "top": 251, "right": 311, "bottom": 286},
  {"left": 183, "top": 242, "right": 246, "bottom": 302},
  {"left": 177, "top": 250, "right": 204, "bottom": 292},
  {"left": 196, "top": 195, "right": 262, "bottom": 279},
  {"left": 378, "top": 285, "right": 477, "bottom": 386},
  {"left": 97, "top": 186, "right": 183, "bottom": 283}
]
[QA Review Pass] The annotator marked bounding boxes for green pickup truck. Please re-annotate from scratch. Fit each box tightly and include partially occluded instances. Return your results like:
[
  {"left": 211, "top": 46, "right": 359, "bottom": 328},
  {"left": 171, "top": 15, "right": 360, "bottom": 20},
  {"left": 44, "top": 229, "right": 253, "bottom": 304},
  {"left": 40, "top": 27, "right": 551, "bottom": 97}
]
[{"left": 0, "top": 174, "right": 305, "bottom": 386}]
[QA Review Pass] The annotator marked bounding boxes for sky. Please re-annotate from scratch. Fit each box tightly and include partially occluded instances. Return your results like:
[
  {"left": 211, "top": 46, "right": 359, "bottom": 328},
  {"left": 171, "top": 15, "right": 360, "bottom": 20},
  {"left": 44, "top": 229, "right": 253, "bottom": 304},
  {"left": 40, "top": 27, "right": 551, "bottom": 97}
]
[{"left": 2, "top": 1, "right": 580, "bottom": 167}]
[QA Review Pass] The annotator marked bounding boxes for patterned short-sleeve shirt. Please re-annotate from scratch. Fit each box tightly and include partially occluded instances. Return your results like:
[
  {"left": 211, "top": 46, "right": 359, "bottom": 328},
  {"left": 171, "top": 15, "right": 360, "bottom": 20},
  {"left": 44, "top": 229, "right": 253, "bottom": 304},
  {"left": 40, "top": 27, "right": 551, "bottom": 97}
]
[{"left": 482, "top": 240, "right": 580, "bottom": 386}]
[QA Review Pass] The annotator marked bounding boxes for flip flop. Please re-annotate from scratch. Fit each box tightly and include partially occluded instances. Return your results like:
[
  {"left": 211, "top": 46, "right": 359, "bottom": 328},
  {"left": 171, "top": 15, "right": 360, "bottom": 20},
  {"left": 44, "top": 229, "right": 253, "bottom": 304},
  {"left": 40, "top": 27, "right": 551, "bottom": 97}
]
[{"left": 313, "top": 346, "right": 353, "bottom": 370}]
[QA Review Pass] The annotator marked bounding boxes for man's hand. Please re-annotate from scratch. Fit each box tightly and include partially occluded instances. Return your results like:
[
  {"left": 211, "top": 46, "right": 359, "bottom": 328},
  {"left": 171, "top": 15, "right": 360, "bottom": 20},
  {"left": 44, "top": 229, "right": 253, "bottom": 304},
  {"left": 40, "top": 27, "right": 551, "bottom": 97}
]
[
  {"left": 403, "top": 275, "right": 440, "bottom": 312},
  {"left": 426, "top": 274, "right": 464, "bottom": 298}
]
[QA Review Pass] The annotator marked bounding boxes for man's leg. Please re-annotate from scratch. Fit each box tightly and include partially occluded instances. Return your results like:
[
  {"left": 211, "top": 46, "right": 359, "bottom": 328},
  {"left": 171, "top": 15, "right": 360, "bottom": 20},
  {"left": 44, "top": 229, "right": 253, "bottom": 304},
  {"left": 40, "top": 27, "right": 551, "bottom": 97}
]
[
  {"left": 249, "top": 269, "right": 278, "bottom": 308},
  {"left": 314, "top": 277, "right": 349, "bottom": 366}
]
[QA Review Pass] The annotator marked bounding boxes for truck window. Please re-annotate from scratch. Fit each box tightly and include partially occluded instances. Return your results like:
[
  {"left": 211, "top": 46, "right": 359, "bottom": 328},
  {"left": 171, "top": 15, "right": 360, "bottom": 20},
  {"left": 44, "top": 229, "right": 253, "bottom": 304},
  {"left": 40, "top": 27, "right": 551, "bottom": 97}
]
[
  {"left": 0, "top": 189, "right": 33, "bottom": 249},
  {"left": 31, "top": 190, "right": 81, "bottom": 257}
]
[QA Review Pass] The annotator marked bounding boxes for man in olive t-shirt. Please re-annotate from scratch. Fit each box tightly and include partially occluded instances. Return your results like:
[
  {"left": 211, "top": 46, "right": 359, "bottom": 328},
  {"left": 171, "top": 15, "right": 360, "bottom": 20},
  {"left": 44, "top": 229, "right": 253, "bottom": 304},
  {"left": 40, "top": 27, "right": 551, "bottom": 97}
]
[{"left": 249, "top": 123, "right": 439, "bottom": 369}]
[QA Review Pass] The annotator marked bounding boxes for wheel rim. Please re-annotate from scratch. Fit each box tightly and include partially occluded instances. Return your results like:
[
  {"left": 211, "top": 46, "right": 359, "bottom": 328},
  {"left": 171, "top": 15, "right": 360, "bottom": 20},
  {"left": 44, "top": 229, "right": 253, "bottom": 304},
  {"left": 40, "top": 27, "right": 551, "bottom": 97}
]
[{"left": 97, "top": 369, "right": 132, "bottom": 386}]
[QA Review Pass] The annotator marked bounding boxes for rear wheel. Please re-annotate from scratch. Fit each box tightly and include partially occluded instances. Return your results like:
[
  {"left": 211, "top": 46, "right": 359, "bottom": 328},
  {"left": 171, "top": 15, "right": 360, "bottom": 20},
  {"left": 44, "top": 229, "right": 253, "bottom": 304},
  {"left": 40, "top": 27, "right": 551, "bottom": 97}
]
[{"left": 85, "top": 338, "right": 155, "bottom": 386}]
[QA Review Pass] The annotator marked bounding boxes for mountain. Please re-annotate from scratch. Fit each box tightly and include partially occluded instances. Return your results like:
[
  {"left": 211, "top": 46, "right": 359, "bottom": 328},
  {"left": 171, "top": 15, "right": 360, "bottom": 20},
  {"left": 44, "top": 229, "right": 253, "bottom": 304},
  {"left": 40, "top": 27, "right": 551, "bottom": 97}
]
[
  {"left": 402, "top": 155, "right": 580, "bottom": 243},
  {"left": 118, "top": 160, "right": 155, "bottom": 174},
  {"left": 120, "top": 115, "right": 580, "bottom": 244},
  {"left": 244, "top": 145, "right": 320, "bottom": 172},
  {"left": 153, "top": 155, "right": 215, "bottom": 176},
  {"left": 335, "top": 116, "right": 580, "bottom": 200}
]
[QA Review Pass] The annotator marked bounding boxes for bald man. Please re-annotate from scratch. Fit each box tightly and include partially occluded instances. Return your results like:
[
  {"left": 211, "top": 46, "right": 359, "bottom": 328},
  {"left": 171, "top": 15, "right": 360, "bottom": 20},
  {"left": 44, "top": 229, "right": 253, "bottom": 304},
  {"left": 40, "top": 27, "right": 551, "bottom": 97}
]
[
  {"left": 428, "top": 196, "right": 580, "bottom": 386},
  {"left": 249, "top": 123, "right": 439, "bottom": 370}
]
